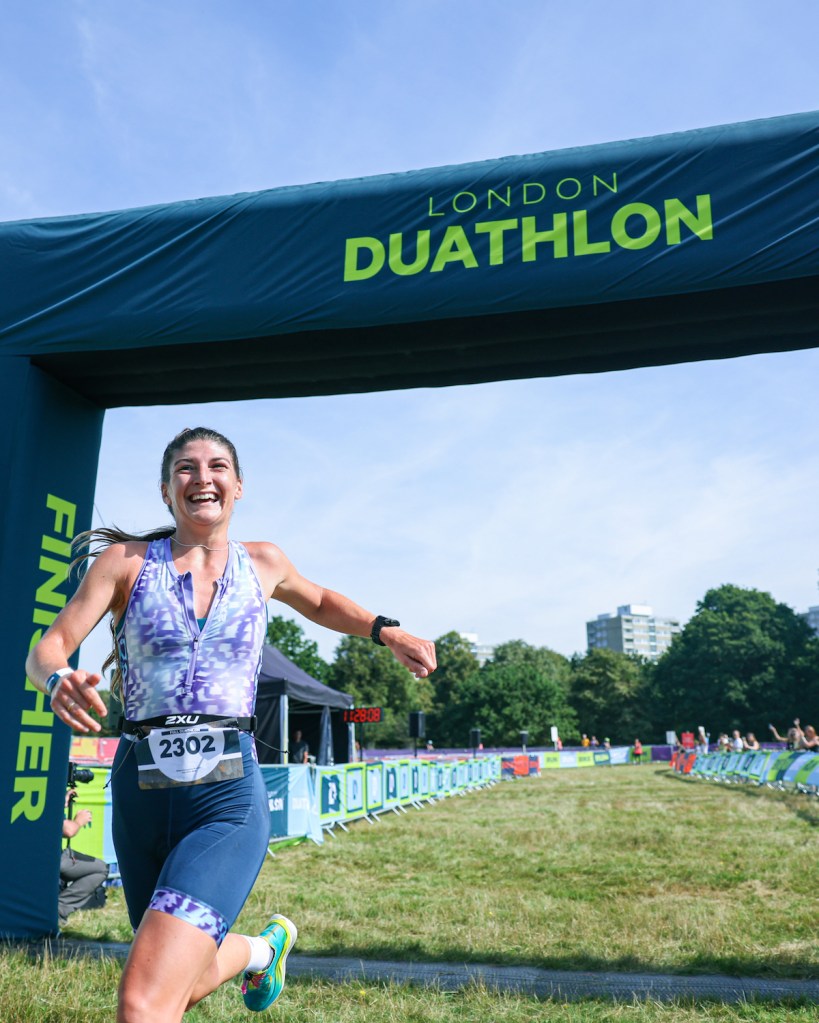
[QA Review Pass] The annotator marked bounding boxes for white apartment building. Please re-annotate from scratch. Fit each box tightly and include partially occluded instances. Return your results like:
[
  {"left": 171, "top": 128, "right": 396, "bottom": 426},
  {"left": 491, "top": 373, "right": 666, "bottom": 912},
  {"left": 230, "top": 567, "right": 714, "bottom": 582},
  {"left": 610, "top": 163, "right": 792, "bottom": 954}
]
[
  {"left": 800, "top": 605, "right": 819, "bottom": 636},
  {"left": 586, "top": 604, "right": 681, "bottom": 660},
  {"left": 459, "top": 632, "right": 495, "bottom": 666}
]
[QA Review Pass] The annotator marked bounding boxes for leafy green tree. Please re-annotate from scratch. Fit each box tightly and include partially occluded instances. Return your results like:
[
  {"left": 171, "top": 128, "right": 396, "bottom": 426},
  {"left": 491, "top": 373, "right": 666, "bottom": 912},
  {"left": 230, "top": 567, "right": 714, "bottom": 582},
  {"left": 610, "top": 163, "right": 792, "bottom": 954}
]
[
  {"left": 87, "top": 687, "right": 121, "bottom": 737},
  {"left": 266, "top": 615, "right": 330, "bottom": 682},
  {"left": 449, "top": 640, "right": 576, "bottom": 747},
  {"left": 328, "top": 635, "right": 433, "bottom": 747},
  {"left": 425, "top": 631, "right": 480, "bottom": 747},
  {"left": 652, "top": 584, "right": 819, "bottom": 736},
  {"left": 569, "top": 648, "right": 653, "bottom": 744}
]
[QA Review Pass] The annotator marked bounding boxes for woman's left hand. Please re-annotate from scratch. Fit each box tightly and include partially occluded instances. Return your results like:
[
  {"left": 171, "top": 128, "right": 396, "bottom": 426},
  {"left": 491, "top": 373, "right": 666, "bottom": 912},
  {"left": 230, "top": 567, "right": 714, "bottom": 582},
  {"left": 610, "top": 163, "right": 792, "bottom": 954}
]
[{"left": 381, "top": 629, "right": 437, "bottom": 678}]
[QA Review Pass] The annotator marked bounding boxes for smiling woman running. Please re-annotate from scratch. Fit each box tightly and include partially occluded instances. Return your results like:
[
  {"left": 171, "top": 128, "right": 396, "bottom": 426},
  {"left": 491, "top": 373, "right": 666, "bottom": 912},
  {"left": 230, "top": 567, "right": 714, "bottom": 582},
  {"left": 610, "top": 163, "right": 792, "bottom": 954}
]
[{"left": 27, "top": 426, "right": 437, "bottom": 1023}]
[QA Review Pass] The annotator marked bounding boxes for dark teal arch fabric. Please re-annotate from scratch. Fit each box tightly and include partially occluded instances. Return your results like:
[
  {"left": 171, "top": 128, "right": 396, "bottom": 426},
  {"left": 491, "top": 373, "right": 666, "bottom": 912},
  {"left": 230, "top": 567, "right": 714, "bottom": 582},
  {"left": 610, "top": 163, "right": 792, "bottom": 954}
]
[{"left": 1, "top": 111, "right": 818, "bottom": 406}]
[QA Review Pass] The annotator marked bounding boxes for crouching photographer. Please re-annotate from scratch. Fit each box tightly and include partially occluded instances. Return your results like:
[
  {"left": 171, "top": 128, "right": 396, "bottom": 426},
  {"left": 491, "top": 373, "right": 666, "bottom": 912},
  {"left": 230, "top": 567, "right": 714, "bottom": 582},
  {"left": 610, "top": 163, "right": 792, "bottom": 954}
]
[{"left": 59, "top": 764, "right": 109, "bottom": 930}]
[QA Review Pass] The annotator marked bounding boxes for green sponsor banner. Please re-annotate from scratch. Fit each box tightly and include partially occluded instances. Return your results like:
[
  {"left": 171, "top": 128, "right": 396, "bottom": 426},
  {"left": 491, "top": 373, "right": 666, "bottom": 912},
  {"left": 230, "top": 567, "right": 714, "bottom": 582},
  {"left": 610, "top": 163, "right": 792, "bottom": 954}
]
[{"left": 63, "top": 769, "right": 111, "bottom": 863}]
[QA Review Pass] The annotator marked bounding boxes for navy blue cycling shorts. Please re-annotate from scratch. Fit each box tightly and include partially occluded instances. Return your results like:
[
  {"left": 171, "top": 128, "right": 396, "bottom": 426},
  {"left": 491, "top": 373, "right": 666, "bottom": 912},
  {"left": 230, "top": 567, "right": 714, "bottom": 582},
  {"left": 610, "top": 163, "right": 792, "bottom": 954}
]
[{"left": 111, "top": 729, "right": 270, "bottom": 945}]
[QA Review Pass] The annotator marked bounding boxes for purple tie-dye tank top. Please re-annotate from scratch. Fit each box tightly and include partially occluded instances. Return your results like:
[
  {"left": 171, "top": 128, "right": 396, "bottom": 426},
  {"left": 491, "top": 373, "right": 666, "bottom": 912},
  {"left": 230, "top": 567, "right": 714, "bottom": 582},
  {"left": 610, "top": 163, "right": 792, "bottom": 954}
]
[{"left": 116, "top": 538, "right": 267, "bottom": 720}]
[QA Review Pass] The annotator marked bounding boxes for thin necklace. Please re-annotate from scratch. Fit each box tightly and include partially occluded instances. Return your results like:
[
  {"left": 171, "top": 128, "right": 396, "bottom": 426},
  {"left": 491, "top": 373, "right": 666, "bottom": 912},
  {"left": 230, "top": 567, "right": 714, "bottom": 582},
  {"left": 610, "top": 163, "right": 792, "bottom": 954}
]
[{"left": 170, "top": 536, "right": 230, "bottom": 552}]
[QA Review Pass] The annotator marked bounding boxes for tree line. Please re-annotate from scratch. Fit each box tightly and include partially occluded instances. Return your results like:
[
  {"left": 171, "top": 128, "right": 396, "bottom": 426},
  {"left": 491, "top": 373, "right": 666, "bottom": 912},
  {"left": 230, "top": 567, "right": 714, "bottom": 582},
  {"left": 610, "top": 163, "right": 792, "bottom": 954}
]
[{"left": 267, "top": 583, "right": 819, "bottom": 749}]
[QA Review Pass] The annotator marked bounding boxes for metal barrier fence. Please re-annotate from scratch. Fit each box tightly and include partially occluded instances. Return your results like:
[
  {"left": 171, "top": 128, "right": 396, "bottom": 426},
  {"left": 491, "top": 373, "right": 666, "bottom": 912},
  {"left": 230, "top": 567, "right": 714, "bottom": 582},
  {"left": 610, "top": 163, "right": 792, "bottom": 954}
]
[
  {"left": 261, "top": 755, "right": 502, "bottom": 845},
  {"left": 671, "top": 747, "right": 819, "bottom": 793}
]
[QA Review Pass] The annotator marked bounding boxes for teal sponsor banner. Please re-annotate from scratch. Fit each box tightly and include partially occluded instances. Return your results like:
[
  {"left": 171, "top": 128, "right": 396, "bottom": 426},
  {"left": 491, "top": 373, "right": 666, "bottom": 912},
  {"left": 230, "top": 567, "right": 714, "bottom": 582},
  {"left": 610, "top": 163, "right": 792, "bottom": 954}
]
[
  {"left": 318, "top": 767, "right": 344, "bottom": 823},
  {"left": 384, "top": 762, "right": 400, "bottom": 809},
  {"left": 344, "top": 763, "right": 366, "bottom": 820},
  {"left": 397, "top": 760, "right": 412, "bottom": 804}
]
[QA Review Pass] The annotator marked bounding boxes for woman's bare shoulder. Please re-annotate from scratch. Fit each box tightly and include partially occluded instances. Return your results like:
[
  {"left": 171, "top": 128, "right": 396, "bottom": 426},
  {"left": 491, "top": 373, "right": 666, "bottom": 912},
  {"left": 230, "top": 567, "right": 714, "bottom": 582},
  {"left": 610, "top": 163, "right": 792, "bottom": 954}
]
[
  {"left": 91, "top": 539, "right": 150, "bottom": 565},
  {"left": 239, "top": 540, "right": 287, "bottom": 563}
]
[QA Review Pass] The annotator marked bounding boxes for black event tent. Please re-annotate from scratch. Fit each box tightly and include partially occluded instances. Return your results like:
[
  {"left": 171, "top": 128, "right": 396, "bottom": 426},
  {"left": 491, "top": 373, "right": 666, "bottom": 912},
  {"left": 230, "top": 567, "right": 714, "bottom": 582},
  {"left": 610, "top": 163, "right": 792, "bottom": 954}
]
[{"left": 253, "top": 645, "right": 353, "bottom": 766}]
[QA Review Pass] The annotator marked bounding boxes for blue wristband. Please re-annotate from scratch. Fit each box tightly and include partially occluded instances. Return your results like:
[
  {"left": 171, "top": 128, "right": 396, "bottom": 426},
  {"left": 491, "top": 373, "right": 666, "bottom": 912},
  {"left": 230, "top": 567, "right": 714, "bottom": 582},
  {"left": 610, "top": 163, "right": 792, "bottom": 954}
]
[{"left": 45, "top": 668, "right": 72, "bottom": 695}]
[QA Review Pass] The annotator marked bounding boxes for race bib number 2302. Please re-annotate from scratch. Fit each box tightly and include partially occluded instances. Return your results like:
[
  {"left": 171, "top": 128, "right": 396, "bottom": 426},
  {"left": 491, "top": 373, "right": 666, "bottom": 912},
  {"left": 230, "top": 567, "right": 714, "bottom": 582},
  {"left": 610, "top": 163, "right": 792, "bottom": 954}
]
[{"left": 135, "top": 726, "right": 244, "bottom": 789}]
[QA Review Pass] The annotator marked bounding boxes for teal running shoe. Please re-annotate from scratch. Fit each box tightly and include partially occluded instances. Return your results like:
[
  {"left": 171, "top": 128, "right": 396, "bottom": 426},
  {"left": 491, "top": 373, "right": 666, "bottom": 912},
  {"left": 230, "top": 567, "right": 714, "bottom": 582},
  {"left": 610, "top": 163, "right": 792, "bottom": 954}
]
[{"left": 241, "top": 915, "right": 298, "bottom": 1012}]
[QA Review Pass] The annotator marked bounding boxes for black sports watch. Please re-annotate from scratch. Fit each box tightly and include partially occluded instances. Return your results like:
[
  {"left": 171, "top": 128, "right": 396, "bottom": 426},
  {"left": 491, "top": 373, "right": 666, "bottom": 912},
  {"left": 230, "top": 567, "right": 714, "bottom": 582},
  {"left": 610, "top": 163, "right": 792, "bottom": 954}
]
[{"left": 371, "top": 615, "right": 400, "bottom": 645}]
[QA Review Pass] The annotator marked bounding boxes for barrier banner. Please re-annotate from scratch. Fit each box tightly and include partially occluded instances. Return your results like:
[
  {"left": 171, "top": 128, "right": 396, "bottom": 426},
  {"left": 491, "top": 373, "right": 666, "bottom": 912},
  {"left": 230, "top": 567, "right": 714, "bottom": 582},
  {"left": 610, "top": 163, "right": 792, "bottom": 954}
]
[
  {"left": 417, "top": 761, "right": 430, "bottom": 799},
  {"left": 766, "top": 750, "right": 803, "bottom": 785},
  {"left": 683, "top": 749, "right": 819, "bottom": 793},
  {"left": 384, "top": 763, "right": 400, "bottom": 810},
  {"left": 318, "top": 767, "right": 344, "bottom": 824},
  {"left": 593, "top": 749, "right": 611, "bottom": 766},
  {"left": 365, "top": 761, "right": 384, "bottom": 813},
  {"left": 262, "top": 766, "right": 289, "bottom": 838},
  {"left": 70, "top": 737, "right": 121, "bottom": 765},
  {"left": 397, "top": 760, "right": 411, "bottom": 804},
  {"left": 502, "top": 754, "right": 540, "bottom": 776},
  {"left": 751, "top": 751, "right": 776, "bottom": 781},
  {"left": 781, "top": 752, "right": 817, "bottom": 785},
  {"left": 798, "top": 757, "right": 819, "bottom": 788},
  {"left": 344, "top": 763, "right": 366, "bottom": 820},
  {"left": 427, "top": 762, "right": 439, "bottom": 797},
  {"left": 288, "top": 766, "right": 322, "bottom": 844}
]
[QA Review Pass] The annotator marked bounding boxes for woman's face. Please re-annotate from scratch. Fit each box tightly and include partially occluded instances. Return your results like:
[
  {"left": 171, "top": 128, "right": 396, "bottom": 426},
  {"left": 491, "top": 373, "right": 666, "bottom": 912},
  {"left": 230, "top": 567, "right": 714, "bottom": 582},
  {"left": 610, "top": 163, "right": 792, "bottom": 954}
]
[{"left": 161, "top": 439, "right": 243, "bottom": 528}]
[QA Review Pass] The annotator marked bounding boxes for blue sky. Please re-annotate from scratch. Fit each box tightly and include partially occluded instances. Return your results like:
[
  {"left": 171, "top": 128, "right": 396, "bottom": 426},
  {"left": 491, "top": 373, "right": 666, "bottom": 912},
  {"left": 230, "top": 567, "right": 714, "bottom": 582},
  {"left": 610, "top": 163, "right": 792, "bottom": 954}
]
[{"left": 3, "top": 1, "right": 819, "bottom": 669}]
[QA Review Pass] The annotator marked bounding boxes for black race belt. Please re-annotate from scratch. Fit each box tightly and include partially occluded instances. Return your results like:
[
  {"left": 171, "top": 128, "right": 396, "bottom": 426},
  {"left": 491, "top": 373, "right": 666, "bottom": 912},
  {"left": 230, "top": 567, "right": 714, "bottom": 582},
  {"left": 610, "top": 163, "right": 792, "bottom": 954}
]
[{"left": 123, "top": 713, "right": 256, "bottom": 736}]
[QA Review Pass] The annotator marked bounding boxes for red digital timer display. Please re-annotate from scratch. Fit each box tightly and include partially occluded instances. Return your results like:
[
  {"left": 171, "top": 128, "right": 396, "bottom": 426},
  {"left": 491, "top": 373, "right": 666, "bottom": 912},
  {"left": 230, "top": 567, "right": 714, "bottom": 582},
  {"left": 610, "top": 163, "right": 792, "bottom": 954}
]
[{"left": 343, "top": 707, "right": 383, "bottom": 724}]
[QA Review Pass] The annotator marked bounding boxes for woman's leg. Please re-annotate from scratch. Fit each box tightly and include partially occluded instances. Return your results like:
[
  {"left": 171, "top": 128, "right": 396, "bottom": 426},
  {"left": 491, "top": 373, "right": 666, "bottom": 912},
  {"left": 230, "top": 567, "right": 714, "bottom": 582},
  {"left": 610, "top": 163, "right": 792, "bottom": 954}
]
[{"left": 117, "top": 910, "right": 253, "bottom": 1023}]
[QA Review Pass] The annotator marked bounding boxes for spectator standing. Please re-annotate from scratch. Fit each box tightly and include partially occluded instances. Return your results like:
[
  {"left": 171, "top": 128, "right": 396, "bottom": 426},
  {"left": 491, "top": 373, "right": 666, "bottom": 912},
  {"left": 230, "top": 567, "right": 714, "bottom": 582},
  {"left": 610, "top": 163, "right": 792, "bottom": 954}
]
[{"left": 289, "top": 730, "right": 309, "bottom": 765}]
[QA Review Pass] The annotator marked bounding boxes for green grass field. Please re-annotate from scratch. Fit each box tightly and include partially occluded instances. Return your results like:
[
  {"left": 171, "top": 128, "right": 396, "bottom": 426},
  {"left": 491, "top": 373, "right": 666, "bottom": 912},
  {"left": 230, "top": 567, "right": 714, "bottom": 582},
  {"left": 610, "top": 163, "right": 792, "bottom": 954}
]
[{"left": 3, "top": 764, "right": 817, "bottom": 1022}]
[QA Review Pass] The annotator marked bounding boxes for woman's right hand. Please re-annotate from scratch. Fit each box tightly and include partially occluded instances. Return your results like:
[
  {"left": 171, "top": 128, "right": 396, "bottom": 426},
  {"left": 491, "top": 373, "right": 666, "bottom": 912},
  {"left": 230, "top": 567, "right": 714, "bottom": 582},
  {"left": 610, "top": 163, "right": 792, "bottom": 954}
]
[{"left": 51, "top": 670, "right": 106, "bottom": 734}]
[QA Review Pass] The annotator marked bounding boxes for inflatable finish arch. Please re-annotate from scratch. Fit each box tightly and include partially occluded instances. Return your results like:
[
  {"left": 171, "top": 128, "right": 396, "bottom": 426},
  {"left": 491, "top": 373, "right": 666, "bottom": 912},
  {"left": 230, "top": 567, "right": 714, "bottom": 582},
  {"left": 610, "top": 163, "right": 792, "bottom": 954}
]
[{"left": 1, "top": 111, "right": 818, "bottom": 936}]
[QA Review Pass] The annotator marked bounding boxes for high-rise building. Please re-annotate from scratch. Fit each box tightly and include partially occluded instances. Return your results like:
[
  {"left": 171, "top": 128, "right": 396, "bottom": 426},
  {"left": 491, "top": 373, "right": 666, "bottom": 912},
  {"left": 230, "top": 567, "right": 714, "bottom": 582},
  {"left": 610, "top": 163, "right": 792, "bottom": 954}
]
[
  {"left": 586, "top": 604, "right": 680, "bottom": 660},
  {"left": 459, "top": 632, "right": 495, "bottom": 666},
  {"left": 800, "top": 605, "right": 819, "bottom": 636}
]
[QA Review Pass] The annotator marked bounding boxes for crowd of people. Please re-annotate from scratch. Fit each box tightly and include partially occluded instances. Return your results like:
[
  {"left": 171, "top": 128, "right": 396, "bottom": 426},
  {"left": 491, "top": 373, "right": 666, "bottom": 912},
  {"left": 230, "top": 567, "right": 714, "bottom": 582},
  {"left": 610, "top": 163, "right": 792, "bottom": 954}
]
[
  {"left": 768, "top": 719, "right": 819, "bottom": 751},
  {"left": 699, "top": 720, "right": 818, "bottom": 755}
]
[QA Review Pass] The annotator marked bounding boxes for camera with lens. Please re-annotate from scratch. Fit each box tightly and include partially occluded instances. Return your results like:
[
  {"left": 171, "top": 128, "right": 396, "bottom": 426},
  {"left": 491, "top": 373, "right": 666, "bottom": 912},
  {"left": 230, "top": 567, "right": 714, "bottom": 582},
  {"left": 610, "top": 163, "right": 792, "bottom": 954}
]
[{"left": 67, "top": 762, "right": 94, "bottom": 787}]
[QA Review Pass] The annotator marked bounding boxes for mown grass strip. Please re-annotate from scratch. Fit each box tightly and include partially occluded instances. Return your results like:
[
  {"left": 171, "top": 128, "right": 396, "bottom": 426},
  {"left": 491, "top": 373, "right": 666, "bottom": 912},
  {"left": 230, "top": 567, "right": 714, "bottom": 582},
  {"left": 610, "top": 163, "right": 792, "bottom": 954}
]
[{"left": 12, "top": 765, "right": 814, "bottom": 1020}]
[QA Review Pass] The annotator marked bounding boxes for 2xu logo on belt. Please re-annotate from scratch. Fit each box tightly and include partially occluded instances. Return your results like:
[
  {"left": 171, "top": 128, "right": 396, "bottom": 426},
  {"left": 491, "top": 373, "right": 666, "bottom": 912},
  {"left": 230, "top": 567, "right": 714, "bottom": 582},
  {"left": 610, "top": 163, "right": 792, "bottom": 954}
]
[{"left": 133, "top": 722, "right": 246, "bottom": 790}]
